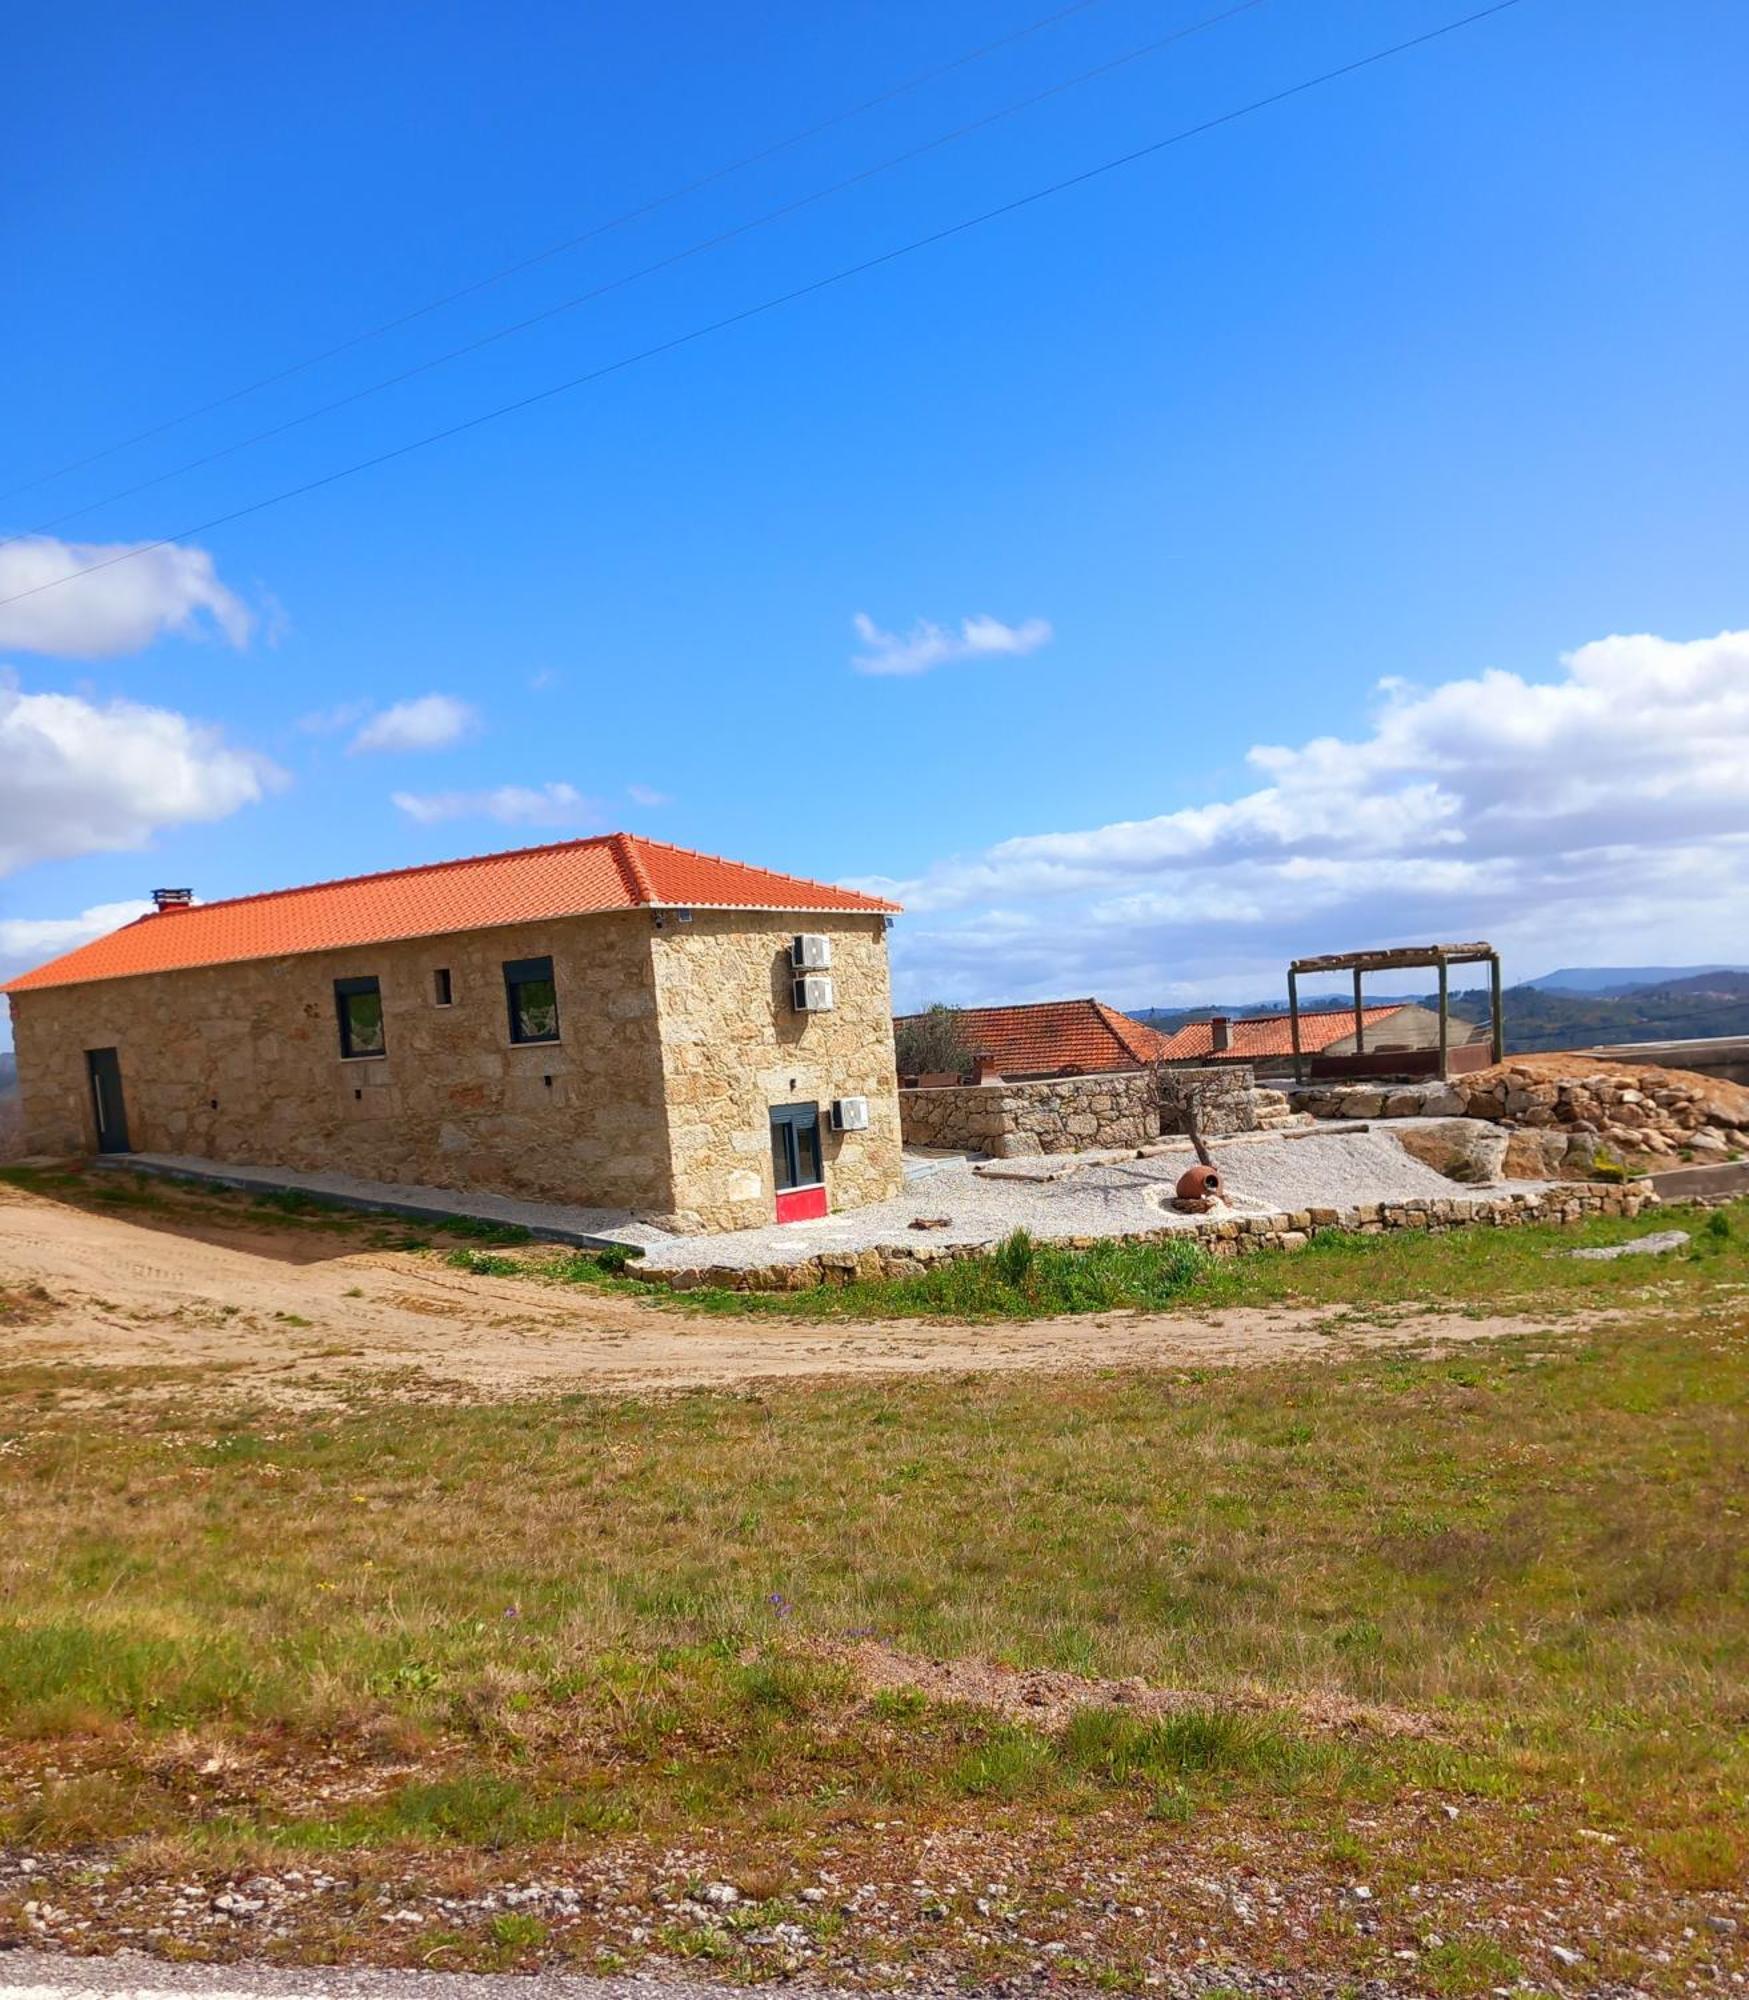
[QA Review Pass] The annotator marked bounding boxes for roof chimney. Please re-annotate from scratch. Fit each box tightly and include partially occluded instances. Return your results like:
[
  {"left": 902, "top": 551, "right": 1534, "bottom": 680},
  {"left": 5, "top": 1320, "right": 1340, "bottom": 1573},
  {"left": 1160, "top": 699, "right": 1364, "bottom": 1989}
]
[
  {"left": 151, "top": 888, "right": 193, "bottom": 913},
  {"left": 1209, "top": 1014, "right": 1232, "bottom": 1053}
]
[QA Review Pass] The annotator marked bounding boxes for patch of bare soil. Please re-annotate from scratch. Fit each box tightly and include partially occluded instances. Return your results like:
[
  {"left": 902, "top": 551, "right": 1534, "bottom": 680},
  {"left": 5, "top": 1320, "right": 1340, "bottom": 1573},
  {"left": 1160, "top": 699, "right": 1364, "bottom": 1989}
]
[
  {"left": 0, "top": 1180, "right": 1549, "bottom": 1404},
  {"left": 823, "top": 1639, "right": 1439, "bottom": 1740}
]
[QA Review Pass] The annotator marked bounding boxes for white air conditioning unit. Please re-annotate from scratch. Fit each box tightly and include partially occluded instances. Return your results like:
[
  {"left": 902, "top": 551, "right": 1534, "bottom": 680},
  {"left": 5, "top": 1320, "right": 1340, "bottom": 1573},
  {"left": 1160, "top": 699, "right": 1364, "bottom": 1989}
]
[
  {"left": 831, "top": 1096, "right": 870, "bottom": 1132},
  {"left": 791, "top": 933, "right": 832, "bottom": 970},
  {"left": 792, "top": 973, "right": 835, "bottom": 1012}
]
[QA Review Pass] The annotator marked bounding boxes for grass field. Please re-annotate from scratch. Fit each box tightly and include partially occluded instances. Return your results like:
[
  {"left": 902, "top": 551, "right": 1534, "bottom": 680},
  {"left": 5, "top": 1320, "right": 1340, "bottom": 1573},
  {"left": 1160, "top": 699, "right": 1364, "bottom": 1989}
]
[{"left": 2, "top": 1263, "right": 1746, "bottom": 1984}]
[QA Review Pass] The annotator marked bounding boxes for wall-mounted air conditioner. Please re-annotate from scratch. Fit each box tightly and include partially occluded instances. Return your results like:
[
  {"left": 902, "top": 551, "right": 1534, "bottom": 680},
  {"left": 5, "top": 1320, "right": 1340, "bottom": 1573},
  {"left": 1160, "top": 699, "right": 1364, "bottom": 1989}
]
[
  {"left": 792, "top": 974, "right": 835, "bottom": 1012},
  {"left": 791, "top": 934, "right": 832, "bottom": 970},
  {"left": 831, "top": 1096, "right": 870, "bottom": 1131}
]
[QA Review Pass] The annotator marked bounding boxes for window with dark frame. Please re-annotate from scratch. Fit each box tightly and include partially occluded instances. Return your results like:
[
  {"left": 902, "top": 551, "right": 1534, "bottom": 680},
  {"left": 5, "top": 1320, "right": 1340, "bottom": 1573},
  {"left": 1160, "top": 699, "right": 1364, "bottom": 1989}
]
[
  {"left": 334, "top": 976, "right": 385, "bottom": 1058},
  {"left": 503, "top": 955, "right": 559, "bottom": 1044},
  {"left": 433, "top": 967, "right": 453, "bottom": 1006},
  {"left": 769, "top": 1102, "right": 823, "bottom": 1192}
]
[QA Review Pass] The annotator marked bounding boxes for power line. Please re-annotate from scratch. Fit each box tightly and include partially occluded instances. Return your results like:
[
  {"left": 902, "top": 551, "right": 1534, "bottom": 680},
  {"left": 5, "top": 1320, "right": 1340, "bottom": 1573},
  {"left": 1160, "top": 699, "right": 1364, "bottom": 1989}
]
[
  {"left": 0, "top": 0, "right": 1117, "bottom": 504},
  {"left": 1, "top": 0, "right": 1268, "bottom": 551},
  {"left": 0, "top": 0, "right": 1529, "bottom": 622}
]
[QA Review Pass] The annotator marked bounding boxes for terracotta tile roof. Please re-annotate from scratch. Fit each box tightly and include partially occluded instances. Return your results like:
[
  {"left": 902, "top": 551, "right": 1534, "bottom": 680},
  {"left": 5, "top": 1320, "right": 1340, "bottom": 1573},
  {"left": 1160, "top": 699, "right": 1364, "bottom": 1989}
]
[
  {"left": 1156, "top": 1006, "right": 1407, "bottom": 1062},
  {"left": 895, "top": 998, "right": 1176, "bottom": 1077},
  {"left": 1, "top": 833, "right": 900, "bottom": 995}
]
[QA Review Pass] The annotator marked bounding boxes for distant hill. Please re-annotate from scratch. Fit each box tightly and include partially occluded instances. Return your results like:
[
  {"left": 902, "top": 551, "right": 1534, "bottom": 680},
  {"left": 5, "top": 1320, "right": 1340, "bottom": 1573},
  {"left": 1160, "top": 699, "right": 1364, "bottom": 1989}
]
[
  {"left": 0, "top": 1050, "right": 15, "bottom": 1093},
  {"left": 1639, "top": 970, "right": 1749, "bottom": 1001},
  {"left": 1525, "top": 964, "right": 1749, "bottom": 997},
  {"left": 1135, "top": 977, "right": 1749, "bottom": 1057}
]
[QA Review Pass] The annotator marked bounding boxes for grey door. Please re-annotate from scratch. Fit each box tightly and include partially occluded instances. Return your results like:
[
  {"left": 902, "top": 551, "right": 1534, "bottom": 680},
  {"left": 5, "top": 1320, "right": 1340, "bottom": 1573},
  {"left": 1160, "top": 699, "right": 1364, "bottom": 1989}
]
[{"left": 86, "top": 1047, "right": 131, "bottom": 1153}]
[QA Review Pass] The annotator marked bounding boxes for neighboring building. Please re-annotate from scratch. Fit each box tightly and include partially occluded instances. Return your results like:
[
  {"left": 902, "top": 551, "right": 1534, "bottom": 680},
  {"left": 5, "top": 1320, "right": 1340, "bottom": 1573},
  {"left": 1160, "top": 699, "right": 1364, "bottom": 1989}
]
[
  {"left": 1158, "top": 1002, "right": 1487, "bottom": 1074},
  {"left": 894, "top": 997, "right": 1176, "bottom": 1082},
  {"left": 2, "top": 834, "right": 903, "bottom": 1234}
]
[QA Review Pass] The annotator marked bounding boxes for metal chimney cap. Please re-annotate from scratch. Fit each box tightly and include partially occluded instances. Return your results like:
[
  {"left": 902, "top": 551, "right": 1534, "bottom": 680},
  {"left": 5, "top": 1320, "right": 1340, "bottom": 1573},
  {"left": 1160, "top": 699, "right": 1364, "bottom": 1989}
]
[{"left": 151, "top": 887, "right": 194, "bottom": 911}]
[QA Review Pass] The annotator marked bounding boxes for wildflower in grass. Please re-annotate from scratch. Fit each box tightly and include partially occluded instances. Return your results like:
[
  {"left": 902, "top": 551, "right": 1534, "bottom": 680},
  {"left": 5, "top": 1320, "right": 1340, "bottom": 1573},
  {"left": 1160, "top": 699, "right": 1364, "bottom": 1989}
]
[{"left": 768, "top": 1591, "right": 793, "bottom": 1618}]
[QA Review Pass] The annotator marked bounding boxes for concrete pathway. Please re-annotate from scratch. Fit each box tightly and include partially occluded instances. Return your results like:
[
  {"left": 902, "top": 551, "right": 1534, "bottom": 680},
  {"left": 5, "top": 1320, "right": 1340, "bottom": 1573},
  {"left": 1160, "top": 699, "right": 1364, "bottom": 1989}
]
[{"left": 93, "top": 1154, "right": 660, "bottom": 1253}]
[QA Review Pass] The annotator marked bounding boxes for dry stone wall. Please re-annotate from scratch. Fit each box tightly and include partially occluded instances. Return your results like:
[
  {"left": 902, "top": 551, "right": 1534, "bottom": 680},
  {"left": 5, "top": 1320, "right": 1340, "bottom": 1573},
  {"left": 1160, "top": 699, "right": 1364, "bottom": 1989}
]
[
  {"left": 645, "top": 1179, "right": 1655, "bottom": 1293},
  {"left": 1156, "top": 1065, "right": 1260, "bottom": 1138},
  {"left": 1294, "top": 1056, "right": 1749, "bottom": 1172},
  {"left": 900, "top": 1069, "right": 1163, "bottom": 1158},
  {"left": 901, "top": 1065, "right": 1268, "bottom": 1157}
]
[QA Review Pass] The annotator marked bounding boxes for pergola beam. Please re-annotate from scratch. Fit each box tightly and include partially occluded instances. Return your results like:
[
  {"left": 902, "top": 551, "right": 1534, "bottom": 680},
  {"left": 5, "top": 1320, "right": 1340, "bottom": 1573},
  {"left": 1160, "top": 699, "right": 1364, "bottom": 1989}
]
[{"left": 1289, "top": 942, "right": 1495, "bottom": 976}]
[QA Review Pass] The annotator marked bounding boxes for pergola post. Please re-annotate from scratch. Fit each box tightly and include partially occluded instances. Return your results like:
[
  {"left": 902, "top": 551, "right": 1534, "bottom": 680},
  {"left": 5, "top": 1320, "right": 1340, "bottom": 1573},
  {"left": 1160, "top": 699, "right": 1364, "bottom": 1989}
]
[
  {"left": 1489, "top": 951, "right": 1505, "bottom": 1064},
  {"left": 1288, "top": 967, "right": 1303, "bottom": 1084},
  {"left": 1437, "top": 957, "right": 1450, "bottom": 1083},
  {"left": 1352, "top": 966, "right": 1366, "bottom": 1056}
]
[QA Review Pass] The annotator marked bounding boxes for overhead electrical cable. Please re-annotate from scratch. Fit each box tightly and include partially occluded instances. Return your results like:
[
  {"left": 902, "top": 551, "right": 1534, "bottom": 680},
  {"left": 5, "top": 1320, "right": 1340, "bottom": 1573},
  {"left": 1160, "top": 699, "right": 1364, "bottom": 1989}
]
[
  {"left": 0, "top": 0, "right": 1120, "bottom": 503},
  {"left": 0, "top": 0, "right": 1268, "bottom": 549},
  {"left": 0, "top": 0, "right": 1528, "bottom": 622}
]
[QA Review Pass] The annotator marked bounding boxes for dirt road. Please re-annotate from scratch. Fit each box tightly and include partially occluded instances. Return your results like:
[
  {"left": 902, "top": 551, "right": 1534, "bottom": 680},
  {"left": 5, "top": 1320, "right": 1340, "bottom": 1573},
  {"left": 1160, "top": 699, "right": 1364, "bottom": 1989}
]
[{"left": 0, "top": 1177, "right": 1537, "bottom": 1400}]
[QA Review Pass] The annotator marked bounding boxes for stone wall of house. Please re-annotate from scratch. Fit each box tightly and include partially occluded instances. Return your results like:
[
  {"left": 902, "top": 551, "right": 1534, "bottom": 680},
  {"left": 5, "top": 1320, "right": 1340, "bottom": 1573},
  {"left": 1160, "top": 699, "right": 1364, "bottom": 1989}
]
[
  {"left": 8, "top": 914, "right": 680, "bottom": 1216},
  {"left": 648, "top": 910, "right": 904, "bottom": 1232},
  {"left": 1156, "top": 1064, "right": 1260, "bottom": 1138},
  {"left": 10, "top": 907, "right": 911, "bottom": 1233},
  {"left": 900, "top": 1069, "right": 1163, "bottom": 1157}
]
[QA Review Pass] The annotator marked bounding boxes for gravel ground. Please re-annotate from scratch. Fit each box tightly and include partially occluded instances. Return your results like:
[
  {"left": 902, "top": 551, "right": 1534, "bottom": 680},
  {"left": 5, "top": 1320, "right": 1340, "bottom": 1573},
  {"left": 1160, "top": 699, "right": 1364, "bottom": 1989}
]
[
  {"left": 0, "top": 1948, "right": 1577, "bottom": 2000},
  {"left": 621, "top": 1128, "right": 1505, "bottom": 1271}
]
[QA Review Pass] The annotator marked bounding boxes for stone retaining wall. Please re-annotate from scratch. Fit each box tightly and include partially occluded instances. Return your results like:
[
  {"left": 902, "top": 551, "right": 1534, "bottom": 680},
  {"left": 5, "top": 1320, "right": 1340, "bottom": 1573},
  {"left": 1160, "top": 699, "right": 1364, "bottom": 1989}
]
[
  {"left": 1157, "top": 1065, "right": 1259, "bottom": 1138},
  {"left": 899, "top": 1069, "right": 1161, "bottom": 1158},
  {"left": 1293, "top": 1058, "right": 1749, "bottom": 1174},
  {"left": 644, "top": 1180, "right": 1653, "bottom": 1293},
  {"left": 901, "top": 1064, "right": 1264, "bottom": 1158}
]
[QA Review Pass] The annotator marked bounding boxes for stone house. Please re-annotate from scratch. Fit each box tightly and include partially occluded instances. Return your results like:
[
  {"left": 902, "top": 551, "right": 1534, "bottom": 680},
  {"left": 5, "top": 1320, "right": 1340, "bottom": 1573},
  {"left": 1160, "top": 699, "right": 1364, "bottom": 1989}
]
[
  {"left": 1157, "top": 1002, "right": 1488, "bottom": 1076},
  {"left": 2, "top": 834, "right": 904, "bottom": 1234},
  {"left": 893, "top": 997, "right": 1177, "bottom": 1083}
]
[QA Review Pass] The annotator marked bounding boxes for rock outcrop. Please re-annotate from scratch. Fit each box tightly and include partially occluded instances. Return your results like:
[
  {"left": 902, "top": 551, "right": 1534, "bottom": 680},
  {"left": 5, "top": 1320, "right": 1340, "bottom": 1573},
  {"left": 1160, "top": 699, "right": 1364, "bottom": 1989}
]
[{"left": 1297, "top": 1053, "right": 1749, "bottom": 1174}]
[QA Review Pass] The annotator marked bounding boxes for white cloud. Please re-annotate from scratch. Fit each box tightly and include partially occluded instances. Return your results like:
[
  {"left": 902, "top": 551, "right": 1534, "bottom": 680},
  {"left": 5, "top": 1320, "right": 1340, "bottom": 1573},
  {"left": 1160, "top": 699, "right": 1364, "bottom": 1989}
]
[
  {"left": 880, "top": 629, "right": 1749, "bottom": 1009},
  {"left": 391, "top": 782, "right": 598, "bottom": 829},
  {"left": 0, "top": 535, "right": 252, "bottom": 658},
  {"left": 0, "top": 682, "right": 280, "bottom": 876},
  {"left": 298, "top": 699, "right": 372, "bottom": 736},
  {"left": 349, "top": 694, "right": 478, "bottom": 755},
  {"left": 0, "top": 900, "right": 154, "bottom": 986},
  {"left": 626, "top": 783, "right": 671, "bottom": 807},
  {"left": 851, "top": 610, "right": 1053, "bottom": 677}
]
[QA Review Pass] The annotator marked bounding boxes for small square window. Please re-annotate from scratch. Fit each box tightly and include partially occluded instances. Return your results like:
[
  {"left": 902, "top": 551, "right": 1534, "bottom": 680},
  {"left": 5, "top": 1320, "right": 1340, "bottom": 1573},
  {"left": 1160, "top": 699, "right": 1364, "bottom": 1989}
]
[
  {"left": 335, "top": 976, "right": 385, "bottom": 1058},
  {"left": 433, "top": 967, "right": 453, "bottom": 1006},
  {"left": 504, "top": 955, "right": 560, "bottom": 1044}
]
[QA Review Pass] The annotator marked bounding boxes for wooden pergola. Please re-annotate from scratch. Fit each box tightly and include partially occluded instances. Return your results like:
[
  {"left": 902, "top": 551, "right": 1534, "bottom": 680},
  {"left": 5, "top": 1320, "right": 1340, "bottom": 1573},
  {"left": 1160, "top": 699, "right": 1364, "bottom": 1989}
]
[{"left": 1286, "top": 941, "right": 1503, "bottom": 1084}]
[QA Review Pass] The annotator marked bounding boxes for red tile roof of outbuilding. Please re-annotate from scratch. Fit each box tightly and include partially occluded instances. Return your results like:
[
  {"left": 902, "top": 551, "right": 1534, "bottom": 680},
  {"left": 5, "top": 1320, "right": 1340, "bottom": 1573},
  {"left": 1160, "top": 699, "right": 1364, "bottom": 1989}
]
[
  {"left": 1155, "top": 1006, "right": 1405, "bottom": 1062},
  {"left": 1, "top": 833, "right": 900, "bottom": 995},
  {"left": 896, "top": 998, "right": 1176, "bottom": 1077}
]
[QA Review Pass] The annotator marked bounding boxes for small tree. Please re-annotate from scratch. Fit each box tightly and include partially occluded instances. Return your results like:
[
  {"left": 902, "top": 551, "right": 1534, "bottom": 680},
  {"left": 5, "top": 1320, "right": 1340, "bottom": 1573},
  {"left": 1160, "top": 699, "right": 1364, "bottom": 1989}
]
[{"left": 894, "top": 1002, "right": 973, "bottom": 1079}]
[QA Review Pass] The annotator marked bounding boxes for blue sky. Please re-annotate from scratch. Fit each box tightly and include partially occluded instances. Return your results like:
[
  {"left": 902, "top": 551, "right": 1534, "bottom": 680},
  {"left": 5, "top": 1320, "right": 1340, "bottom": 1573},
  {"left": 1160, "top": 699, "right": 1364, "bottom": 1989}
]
[{"left": 3, "top": 0, "right": 1746, "bottom": 1034}]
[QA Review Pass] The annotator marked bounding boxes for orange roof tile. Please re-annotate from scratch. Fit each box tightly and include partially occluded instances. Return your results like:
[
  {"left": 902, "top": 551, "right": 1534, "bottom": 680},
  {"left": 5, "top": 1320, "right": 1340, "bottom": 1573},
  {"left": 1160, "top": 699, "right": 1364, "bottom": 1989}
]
[
  {"left": 1156, "top": 1006, "right": 1406, "bottom": 1062},
  {"left": 895, "top": 998, "right": 1176, "bottom": 1077},
  {"left": 1, "top": 833, "right": 899, "bottom": 995}
]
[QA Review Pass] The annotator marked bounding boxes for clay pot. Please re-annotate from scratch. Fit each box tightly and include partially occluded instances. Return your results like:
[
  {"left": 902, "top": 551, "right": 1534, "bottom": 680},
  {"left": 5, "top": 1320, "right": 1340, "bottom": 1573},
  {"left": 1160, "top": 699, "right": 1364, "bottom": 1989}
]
[{"left": 1176, "top": 1163, "right": 1222, "bottom": 1201}]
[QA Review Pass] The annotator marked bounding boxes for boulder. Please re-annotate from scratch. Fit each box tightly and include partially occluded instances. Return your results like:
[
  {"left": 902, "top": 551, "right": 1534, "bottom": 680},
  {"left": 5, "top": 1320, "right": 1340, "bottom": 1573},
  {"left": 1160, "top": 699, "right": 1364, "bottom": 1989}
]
[
  {"left": 1503, "top": 1128, "right": 1570, "bottom": 1178},
  {"left": 1390, "top": 1119, "right": 1510, "bottom": 1185}
]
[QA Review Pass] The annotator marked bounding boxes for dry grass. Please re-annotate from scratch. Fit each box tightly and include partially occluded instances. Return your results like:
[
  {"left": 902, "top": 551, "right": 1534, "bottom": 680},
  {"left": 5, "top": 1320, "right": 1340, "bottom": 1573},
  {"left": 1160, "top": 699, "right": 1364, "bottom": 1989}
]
[{"left": 1, "top": 1317, "right": 1743, "bottom": 1850}]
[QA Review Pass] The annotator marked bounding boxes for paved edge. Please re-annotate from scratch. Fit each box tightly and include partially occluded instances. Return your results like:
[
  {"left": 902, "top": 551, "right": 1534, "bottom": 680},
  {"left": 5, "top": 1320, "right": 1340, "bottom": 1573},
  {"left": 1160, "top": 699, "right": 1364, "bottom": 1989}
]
[
  {"left": 0, "top": 1948, "right": 816, "bottom": 2000},
  {"left": 87, "top": 1156, "right": 630, "bottom": 1254}
]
